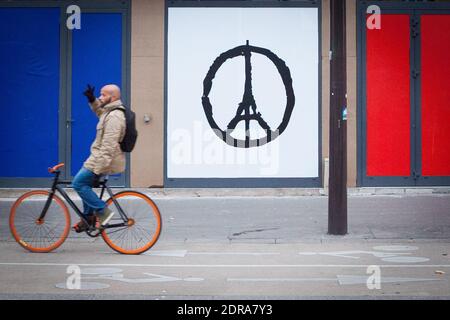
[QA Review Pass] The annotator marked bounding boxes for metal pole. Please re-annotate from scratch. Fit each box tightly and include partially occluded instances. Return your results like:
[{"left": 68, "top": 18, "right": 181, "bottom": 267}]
[{"left": 328, "top": 0, "right": 348, "bottom": 235}]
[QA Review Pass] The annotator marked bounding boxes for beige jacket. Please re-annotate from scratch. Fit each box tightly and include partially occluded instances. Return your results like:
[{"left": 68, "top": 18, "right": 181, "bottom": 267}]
[{"left": 83, "top": 99, "right": 126, "bottom": 175}]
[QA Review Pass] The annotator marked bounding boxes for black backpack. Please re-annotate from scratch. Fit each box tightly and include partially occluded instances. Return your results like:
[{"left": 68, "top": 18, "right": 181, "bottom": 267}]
[{"left": 108, "top": 106, "right": 138, "bottom": 152}]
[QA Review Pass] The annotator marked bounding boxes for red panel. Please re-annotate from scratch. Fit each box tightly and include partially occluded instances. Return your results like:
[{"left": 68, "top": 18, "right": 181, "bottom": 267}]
[
  {"left": 366, "top": 15, "right": 411, "bottom": 176},
  {"left": 421, "top": 15, "right": 450, "bottom": 176}
]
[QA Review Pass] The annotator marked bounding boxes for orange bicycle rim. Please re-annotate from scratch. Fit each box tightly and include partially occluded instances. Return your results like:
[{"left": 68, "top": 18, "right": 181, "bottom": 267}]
[
  {"left": 101, "top": 191, "right": 162, "bottom": 255},
  {"left": 9, "top": 190, "right": 71, "bottom": 253}
]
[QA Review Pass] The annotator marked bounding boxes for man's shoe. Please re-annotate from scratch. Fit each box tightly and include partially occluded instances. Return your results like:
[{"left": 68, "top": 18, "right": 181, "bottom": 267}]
[
  {"left": 96, "top": 207, "right": 115, "bottom": 227},
  {"left": 72, "top": 215, "right": 96, "bottom": 233}
]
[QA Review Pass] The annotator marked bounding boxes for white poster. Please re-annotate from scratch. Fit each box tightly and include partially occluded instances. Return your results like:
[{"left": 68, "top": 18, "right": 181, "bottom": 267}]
[{"left": 167, "top": 7, "right": 319, "bottom": 178}]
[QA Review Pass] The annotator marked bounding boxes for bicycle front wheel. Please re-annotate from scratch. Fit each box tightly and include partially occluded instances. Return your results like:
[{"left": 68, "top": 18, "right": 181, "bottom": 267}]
[
  {"left": 9, "top": 190, "right": 71, "bottom": 253},
  {"left": 101, "top": 191, "right": 162, "bottom": 254}
]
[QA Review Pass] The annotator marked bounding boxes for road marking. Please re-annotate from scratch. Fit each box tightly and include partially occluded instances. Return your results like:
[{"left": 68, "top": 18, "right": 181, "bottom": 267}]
[
  {"left": 372, "top": 245, "right": 418, "bottom": 251},
  {"left": 102, "top": 250, "right": 278, "bottom": 257},
  {"left": 80, "top": 267, "right": 122, "bottom": 275},
  {"left": 1, "top": 262, "right": 450, "bottom": 268},
  {"left": 227, "top": 275, "right": 443, "bottom": 285},
  {"left": 336, "top": 275, "right": 442, "bottom": 285},
  {"left": 228, "top": 278, "right": 337, "bottom": 282},
  {"left": 86, "top": 273, "right": 204, "bottom": 283},
  {"left": 188, "top": 252, "right": 280, "bottom": 256},
  {"left": 0, "top": 198, "right": 22, "bottom": 202},
  {"left": 299, "top": 250, "right": 414, "bottom": 259},
  {"left": 143, "top": 250, "right": 187, "bottom": 257},
  {"left": 298, "top": 249, "right": 430, "bottom": 263},
  {"left": 55, "top": 282, "right": 110, "bottom": 290},
  {"left": 228, "top": 275, "right": 443, "bottom": 285},
  {"left": 381, "top": 257, "right": 430, "bottom": 263}
]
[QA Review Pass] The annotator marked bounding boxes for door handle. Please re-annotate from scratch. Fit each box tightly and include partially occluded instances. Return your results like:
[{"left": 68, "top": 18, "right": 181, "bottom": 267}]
[{"left": 66, "top": 119, "right": 75, "bottom": 128}]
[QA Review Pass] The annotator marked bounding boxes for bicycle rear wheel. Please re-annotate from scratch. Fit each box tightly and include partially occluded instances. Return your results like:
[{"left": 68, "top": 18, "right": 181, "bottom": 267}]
[
  {"left": 101, "top": 191, "right": 162, "bottom": 254},
  {"left": 9, "top": 190, "right": 71, "bottom": 253}
]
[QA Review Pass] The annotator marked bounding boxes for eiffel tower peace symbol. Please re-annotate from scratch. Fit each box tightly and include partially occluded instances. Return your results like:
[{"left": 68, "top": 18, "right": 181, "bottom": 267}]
[{"left": 202, "top": 41, "right": 295, "bottom": 148}]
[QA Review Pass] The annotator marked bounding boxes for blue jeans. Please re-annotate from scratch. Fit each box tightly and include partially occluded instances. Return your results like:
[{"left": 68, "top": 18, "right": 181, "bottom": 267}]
[{"left": 72, "top": 167, "right": 106, "bottom": 217}]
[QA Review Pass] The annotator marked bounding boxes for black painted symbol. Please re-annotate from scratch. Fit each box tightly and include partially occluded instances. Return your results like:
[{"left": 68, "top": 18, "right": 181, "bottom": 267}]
[{"left": 202, "top": 41, "right": 295, "bottom": 148}]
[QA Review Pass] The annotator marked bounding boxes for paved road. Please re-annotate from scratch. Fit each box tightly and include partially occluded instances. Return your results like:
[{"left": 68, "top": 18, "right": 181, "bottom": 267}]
[
  {"left": 0, "top": 240, "right": 449, "bottom": 299},
  {"left": 0, "top": 194, "right": 449, "bottom": 299}
]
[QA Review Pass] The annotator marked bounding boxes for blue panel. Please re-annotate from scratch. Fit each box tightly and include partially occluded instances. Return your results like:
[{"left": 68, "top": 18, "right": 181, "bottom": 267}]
[
  {"left": 71, "top": 13, "right": 122, "bottom": 176},
  {"left": 0, "top": 8, "right": 60, "bottom": 177}
]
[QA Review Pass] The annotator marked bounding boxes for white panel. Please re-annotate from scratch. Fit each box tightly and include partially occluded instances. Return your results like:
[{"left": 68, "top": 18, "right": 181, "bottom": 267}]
[{"left": 167, "top": 7, "right": 319, "bottom": 178}]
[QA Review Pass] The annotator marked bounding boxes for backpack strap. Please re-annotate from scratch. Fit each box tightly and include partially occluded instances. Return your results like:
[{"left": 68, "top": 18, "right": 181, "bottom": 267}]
[
  {"left": 100, "top": 106, "right": 126, "bottom": 141},
  {"left": 104, "top": 106, "right": 126, "bottom": 123}
]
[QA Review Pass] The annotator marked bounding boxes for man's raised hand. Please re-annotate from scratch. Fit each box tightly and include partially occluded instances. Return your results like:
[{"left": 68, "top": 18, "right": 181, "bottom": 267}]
[{"left": 83, "top": 84, "right": 96, "bottom": 103}]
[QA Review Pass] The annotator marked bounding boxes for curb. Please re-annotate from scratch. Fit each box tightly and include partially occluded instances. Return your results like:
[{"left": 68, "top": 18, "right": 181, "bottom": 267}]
[{"left": 0, "top": 187, "right": 449, "bottom": 199}]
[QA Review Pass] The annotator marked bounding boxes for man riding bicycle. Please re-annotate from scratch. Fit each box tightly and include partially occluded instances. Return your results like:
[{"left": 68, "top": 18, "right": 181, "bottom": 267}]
[{"left": 72, "top": 84, "right": 126, "bottom": 232}]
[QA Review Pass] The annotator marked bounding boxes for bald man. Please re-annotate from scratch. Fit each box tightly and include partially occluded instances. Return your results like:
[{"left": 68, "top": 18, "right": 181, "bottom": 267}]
[{"left": 72, "top": 84, "right": 126, "bottom": 233}]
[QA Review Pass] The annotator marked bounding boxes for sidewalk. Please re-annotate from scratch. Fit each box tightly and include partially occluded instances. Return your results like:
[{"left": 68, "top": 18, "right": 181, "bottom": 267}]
[{"left": 1, "top": 188, "right": 450, "bottom": 243}]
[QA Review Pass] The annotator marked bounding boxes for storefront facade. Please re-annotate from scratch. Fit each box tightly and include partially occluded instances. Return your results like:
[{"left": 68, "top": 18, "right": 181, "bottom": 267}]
[{"left": 1, "top": 0, "right": 449, "bottom": 188}]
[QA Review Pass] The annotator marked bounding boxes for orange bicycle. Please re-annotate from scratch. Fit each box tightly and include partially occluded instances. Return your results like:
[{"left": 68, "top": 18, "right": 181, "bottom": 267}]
[{"left": 9, "top": 163, "right": 162, "bottom": 254}]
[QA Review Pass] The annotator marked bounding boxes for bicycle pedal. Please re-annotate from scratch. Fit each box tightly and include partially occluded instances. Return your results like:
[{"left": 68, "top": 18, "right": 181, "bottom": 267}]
[{"left": 72, "top": 224, "right": 86, "bottom": 233}]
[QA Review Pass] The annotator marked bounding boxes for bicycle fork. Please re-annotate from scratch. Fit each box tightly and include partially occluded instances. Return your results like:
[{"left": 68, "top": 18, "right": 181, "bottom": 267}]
[
  {"left": 37, "top": 172, "right": 60, "bottom": 223},
  {"left": 37, "top": 192, "right": 54, "bottom": 224}
]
